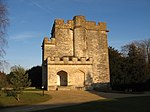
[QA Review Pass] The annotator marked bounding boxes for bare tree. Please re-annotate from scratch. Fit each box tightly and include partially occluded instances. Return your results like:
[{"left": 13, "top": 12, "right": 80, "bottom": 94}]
[
  {"left": 0, "top": 0, "right": 8, "bottom": 68},
  {"left": 141, "top": 39, "right": 150, "bottom": 63},
  {"left": 132, "top": 39, "right": 150, "bottom": 63},
  {"left": 121, "top": 38, "right": 150, "bottom": 63}
]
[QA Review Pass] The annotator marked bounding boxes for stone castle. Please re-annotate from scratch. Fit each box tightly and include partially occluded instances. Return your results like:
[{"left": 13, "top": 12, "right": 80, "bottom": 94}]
[{"left": 42, "top": 15, "right": 110, "bottom": 90}]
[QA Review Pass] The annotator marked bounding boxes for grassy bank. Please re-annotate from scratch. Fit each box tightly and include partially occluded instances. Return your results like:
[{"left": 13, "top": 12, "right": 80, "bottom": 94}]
[{"left": 0, "top": 91, "right": 51, "bottom": 107}]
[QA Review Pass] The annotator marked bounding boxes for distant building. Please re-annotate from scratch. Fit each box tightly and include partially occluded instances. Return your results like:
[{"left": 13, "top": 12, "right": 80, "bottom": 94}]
[{"left": 42, "top": 15, "right": 110, "bottom": 90}]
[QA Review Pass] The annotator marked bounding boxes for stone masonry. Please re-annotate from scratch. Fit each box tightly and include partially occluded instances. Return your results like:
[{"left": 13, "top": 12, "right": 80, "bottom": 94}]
[{"left": 42, "top": 15, "right": 110, "bottom": 90}]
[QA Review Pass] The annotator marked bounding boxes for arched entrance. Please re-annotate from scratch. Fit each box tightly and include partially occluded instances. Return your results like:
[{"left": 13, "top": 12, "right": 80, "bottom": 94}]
[{"left": 57, "top": 70, "right": 68, "bottom": 86}]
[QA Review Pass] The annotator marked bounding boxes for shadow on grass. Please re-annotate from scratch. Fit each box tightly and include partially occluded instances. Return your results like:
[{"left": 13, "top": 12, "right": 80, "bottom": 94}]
[
  {"left": 0, "top": 102, "right": 80, "bottom": 112},
  {"left": 89, "top": 90, "right": 146, "bottom": 99},
  {"left": 31, "top": 95, "right": 150, "bottom": 112},
  {"left": 1, "top": 91, "right": 150, "bottom": 112}
]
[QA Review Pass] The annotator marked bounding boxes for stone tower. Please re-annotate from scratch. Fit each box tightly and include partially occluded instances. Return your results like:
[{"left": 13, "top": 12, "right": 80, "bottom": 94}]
[{"left": 42, "top": 15, "right": 110, "bottom": 90}]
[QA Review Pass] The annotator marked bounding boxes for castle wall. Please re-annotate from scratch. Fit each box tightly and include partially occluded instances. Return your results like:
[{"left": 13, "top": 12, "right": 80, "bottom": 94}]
[
  {"left": 42, "top": 37, "right": 56, "bottom": 60},
  {"left": 47, "top": 57, "right": 93, "bottom": 90},
  {"left": 86, "top": 30, "right": 110, "bottom": 84},
  {"left": 55, "top": 28, "right": 74, "bottom": 57},
  {"left": 73, "top": 16, "right": 87, "bottom": 57},
  {"left": 42, "top": 15, "right": 110, "bottom": 90}
]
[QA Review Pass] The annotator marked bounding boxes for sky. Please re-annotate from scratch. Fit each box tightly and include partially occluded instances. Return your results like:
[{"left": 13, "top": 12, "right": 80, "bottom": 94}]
[{"left": 2, "top": 0, "right": 150, "bottom": 73}]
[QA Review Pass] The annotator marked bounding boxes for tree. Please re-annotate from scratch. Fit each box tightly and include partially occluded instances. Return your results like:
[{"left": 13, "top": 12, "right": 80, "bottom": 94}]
[
  {"left": 0, "top": 0, "right": 9, "bottom": 69},
  {"left": 121, "top": 43, "right": 150, "bottom": 91},
  {"left": 124, "top": 39, "right": 150, "bottom": 63},
  {"left": 8, "top": 65, "right": 31, "bottom": 100},
  {"left": 27, "top": 66, "right": 42, "bottom": 88},
  {"left": 0, "top": 71, "right": 7, "bottom": 91},
  {"left": 109, "top": 46, "right": 127, "bottom": 90},
  {"left": 136, "top": 39, "right": 150, "bottom": 63},
  {"left": 109, "top": 42, "right": 150, "bottom": 91}
]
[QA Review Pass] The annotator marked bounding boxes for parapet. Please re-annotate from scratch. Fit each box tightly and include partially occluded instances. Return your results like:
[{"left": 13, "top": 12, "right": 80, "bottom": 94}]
[
  {"left": 43, "top": 37, "right": 55, "bottom": 45},
  {"left": 73, "top": 15, "right": 86, "bottom": 27},
  {"left": 53, "top": 15, "right": 108, "bottom": 31},
  {"left": 47, "top": 57, "right": 93, "bottom": 65},
  {"left": 54, "top": 19, "right": 74, "bottom": 29},
  {"left": 86, "top": 21, "right": 107, "bottom": 31},
  {"left": 55, "top": 19, "right": 64, "bottom": 25}
]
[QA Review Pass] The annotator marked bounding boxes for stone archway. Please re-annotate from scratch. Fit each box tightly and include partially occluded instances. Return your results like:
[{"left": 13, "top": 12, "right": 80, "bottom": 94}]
[{"left": 57, "top": 70, "right": 68, "bottom": 86}]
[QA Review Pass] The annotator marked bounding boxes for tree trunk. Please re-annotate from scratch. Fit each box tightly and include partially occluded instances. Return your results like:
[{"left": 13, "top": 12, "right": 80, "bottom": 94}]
[{"left": 17, "top": 94, "right": 20, "bottom": 101}]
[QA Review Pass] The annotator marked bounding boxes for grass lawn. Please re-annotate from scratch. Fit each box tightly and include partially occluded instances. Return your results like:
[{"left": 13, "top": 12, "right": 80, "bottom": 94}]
[
  {"left": 0, "top": 91, "right": 51, "bottom": 108},
  {"left": 33, "top": 95, "right": 150, "bottom": 112}
]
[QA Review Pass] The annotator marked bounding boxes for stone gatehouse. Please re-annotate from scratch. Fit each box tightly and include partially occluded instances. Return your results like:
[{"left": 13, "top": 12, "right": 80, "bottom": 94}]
[{"left": 42, "top": 15, "right": 110, "bottom": 90}]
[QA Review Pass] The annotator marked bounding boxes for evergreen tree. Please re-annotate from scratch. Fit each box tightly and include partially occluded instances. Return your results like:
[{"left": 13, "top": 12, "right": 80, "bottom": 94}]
[
  {"left": 109, "top": 47, "right": 127, "bottom": 90},
  {"left": 126, "top": 43, "right": 150, "bottom": 91},
  {"left": 109, "top": 44, "right": 150, "bottom": 91},
  {"left": 8, "top": 65, "right": 31, "bottom": 100},
  {"left": 9, "top": 65, "right": 31, "bottom": 91},
  {"left": 27, "top": 66, "right": 42, "bottom": 88},
  {"left": 0, "top": 71, "right": 7, "bottom": 90}
]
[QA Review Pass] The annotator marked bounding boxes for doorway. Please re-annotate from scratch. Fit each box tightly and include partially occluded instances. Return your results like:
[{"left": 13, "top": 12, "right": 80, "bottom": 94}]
[{"left": 57, "top": 70, "right": 68, "bottom": 86}]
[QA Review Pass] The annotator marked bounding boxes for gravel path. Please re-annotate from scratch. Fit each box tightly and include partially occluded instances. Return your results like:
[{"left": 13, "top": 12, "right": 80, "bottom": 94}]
[{"left": 0, "top": 90, "right": 149, "bottom": 112}]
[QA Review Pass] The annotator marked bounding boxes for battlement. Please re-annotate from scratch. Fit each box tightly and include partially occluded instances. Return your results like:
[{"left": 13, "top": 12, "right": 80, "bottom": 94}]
[
  {"left": 86, "top": 21, "right": 107, "bottom": 31},
  {"left": 43, "top": 37, "right": 55, "bottom": 45},
  {"left": 47, "top": 57, "right": 93, "bottom": 65},
  {"left": 53, "top": 15, "right": 108, "bottom": 31},
  {"left": 54, "top": 19, "right": 74, "bottom": 29}
]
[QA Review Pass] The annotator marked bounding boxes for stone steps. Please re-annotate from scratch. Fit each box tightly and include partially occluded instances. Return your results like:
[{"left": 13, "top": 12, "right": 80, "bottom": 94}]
[{"left": 57, "top": 86, "right": 85, "bottom": 90}]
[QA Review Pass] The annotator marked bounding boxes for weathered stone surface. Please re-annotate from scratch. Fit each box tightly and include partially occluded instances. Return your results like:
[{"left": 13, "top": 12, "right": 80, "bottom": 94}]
[{"left": 42, "top": 15, "right": 110, "bottom": 90}]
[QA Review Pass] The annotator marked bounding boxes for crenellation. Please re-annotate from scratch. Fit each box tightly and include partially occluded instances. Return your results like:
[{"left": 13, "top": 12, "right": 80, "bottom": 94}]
[
  {"left": 43, "top": 37, "right": 56, "bottom": 45},
  {"left": 85, "top": 21, "right": 107, "bottom": 31},
  {"left": 55, "top": 22, "right": 73, "bottom": 29},
  {"left": 67, "top": 20, "right": 74, "bottom": 25},
  {"left": 72, "top": 57, "right": 78, "bottom": 62},
  {"left": 47, "top": 57, "right": 52, "bottom": 62},
  {"left": 47, "top": 57, "right": 92, "bottom": 65},
  {"left": 81, "top": 57, "right": 86, "bottom": 62},
  {"left": 54, "top": 19, "right": 64, "bottom": 25},
  {"left": 53, "top": 19, "right": 74, "bottom": 29},
  {"left": 73, "top": 15, "right": 86, "bottom": 27},
  {"left": 63, "top": 57, "right": 69, "bottom": 63},
  {"left": 44, "top": 37, "right": 49, "bottom": 42},
  {"left": 98, "top": 22, "right": 107, "bottom": 31},
  {"left": 86, "top": 21, "right": 96, "bottom": 26},
  {"left": 89, "top": 57, "right": 93, "bottom": 61},
  {"left": 53, "top": 16, "right": 108, "bottom": 31},
  {"left": 54, "top": 57, "right": 60, "bottom": 62},
  {"left": 50, "top": 38, "right": 55, "bottom": 43},
  {"left": 47, "top": 57, "right": 50, "bottom": 61}
]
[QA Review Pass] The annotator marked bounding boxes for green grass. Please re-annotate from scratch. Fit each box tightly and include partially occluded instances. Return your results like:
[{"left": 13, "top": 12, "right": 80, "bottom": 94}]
[
  {"left": 33, "top": 95, "right": 150, "bottom": 112},
  {"left": 0, "top": 92, "right": 51, "bottom": 107}
]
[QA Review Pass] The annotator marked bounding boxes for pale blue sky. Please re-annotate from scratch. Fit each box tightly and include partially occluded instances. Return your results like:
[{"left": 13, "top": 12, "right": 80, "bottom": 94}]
[{"left": 3, "top": 0, "right": 150, "bottom": 73}]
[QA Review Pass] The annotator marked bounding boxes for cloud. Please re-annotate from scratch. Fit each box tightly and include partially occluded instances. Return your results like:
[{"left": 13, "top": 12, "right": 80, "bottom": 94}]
[
  {"left": 10, "top": 32, "right": 41, "bottom": 41},
  {"left": 29, "top": 0, "right": 54, "bottom": 15},
  {"left": 30, "top": 0, "right": 44, "bottom": 10}
]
